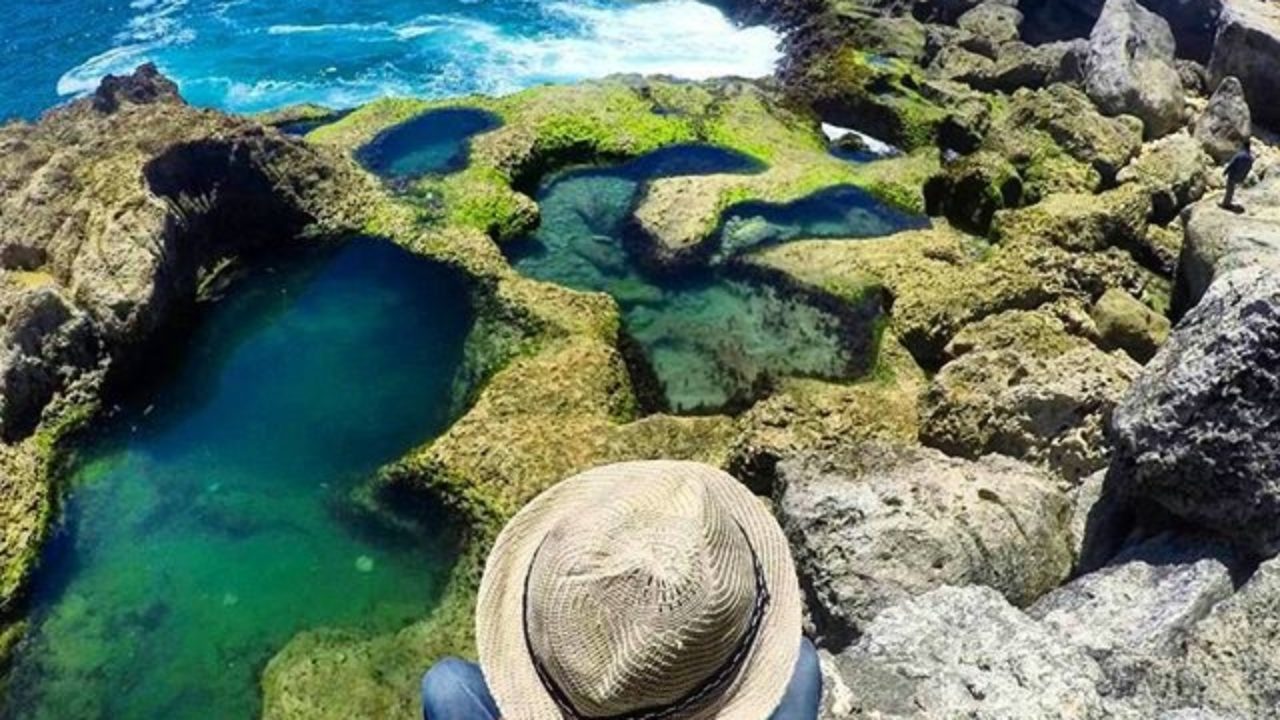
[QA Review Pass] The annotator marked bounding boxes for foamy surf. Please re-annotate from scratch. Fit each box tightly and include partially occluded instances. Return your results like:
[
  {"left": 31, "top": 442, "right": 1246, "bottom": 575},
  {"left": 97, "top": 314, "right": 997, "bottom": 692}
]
[{"left": 55, "top": 0, "right": 781, "bottom": 113}]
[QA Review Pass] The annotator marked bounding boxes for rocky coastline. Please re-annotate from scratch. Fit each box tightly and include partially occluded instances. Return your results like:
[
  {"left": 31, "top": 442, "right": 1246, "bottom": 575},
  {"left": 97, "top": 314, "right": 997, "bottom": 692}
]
[{"left": 1, "top": 0, "right": 1279, "bottom": 716}]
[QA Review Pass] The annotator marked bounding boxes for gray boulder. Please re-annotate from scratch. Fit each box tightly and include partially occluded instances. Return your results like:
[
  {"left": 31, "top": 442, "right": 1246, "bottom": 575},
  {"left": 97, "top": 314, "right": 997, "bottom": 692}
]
[
  {"left": 1175, "top": 173, "right": 1280, "bottom": 314},
  {"left": 1173, "top": 557, "right": 1280, "bottom": 716},
  {"left": 1111, "top": 264, "right": 1280, "bottom": 555},
  {"left": 1209, "top": 0, "right": 1280, "bottom": 128},
  {"left": 1085, "top": 0, "right": 1185, "bottom": 138},
  {"left": 825, "top": 586, "right": 1111, "bottom": 719},
  {"left": 775, "top": 441, "right": 1073, "bottom": 648},
  {"left": 1030, "top": 532, "right": 1239, "bottom": 667},
  {"left": 1194, "top": 76, "right": 1252, "bottom": 162}
]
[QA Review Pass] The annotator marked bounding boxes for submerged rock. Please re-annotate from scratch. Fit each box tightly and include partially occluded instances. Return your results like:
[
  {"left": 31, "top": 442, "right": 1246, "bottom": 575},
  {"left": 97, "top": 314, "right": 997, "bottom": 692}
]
[
  {"left": 1085, "top": 0, "right": 1185, "bottom": 138},
  {"left": 1194, "top": 76, "right": 1252, "bottom": 162},
  {"left": 775, "top": 441, "right": 1072, "bottom": 647}
]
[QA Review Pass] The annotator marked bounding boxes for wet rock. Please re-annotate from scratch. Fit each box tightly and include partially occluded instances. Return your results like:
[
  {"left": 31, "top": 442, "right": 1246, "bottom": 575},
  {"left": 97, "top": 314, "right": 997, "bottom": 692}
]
[
  {"left": 1091, "top": 288, "right": 1171, "bottom": 363},
  {"left": 1208, "top": 0, "right": 1280, "bottom": 129},
  {"left": 1117, "top": 132, "right": 1213, "bottom": 223},
  {"left": 1085, "top": 0, "right": 1185, "bottom": 139},
  {"left": 1194, "top": 77, "right": 1252, "bottom": 163},
  {"left": 1112, "top": 263, "right": 1280, "bottom": 555},
  {"left": 825, "top": 586, "right": 1110, "bottom": 718},
  {"left": 1030, "top": 532, "right": 1239, "bottom": 667},
  {"left": 775, "top": 440, "right": 1073, "bottom": 647},
  {"left": 922, "top": 307, "right": 1141, "bottom": 483},
  {"left": 957, "top": 2, "right": 1024, "bottom": 57}
]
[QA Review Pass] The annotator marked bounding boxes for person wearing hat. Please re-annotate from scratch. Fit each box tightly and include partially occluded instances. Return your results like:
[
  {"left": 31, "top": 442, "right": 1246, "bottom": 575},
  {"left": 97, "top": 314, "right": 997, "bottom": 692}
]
[{"left": 421, "top": 461, "right": 821, "bottom": 720}]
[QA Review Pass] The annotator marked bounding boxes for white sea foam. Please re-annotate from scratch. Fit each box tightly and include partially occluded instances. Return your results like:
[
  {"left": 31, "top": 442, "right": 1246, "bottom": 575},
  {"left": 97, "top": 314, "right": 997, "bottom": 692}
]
[{"left": 56, "top": 0, "right": 781, "bottom": 111}]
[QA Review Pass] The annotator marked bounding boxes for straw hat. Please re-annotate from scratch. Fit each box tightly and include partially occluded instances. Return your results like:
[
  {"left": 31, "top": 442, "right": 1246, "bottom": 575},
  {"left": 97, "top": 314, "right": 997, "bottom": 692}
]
[{"left": 476, "top": 460, "right": 802, "bottom": 720}]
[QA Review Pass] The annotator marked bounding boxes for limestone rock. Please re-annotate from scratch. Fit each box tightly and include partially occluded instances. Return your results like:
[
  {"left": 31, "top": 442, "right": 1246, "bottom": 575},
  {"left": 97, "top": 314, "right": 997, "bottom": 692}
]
[
  {"left": 775, "top": 441, "right": 1073, "bottom": 647},
  {"left": 1175, "top": 556, "right": 1280, "bottom": 715},
  {"left": 957, "top": 2, "right": 1024, "bottom": 57},
  {"left": 924, "top": 150, "right": 1024, "bottom": 233},
  {"left": 1112, "top": 264, "right": 1280, "bottom": 554},
  {"left": 1085, "top": 0, "right": 1185, "bottom": 138},
  {"left": 1030, "top": 532, "right": 1239, "bottom": 666},
  {"left": 1091, "top": 288, "right": 1171, "bottom": 363},
  {"left": 826, "top": 586, "right": 1111, "bottom": 719},
  {"left": 1116, "top": 132, "right": 1213, "bottom": 223},
  {"left": 922, "top": 307, "right": 1142, "bottom": 482},
  {"left": 1208, "top": 0, "right": 1280, "bottom": 128},
  {"left": 982, "top": 39, "right": 1088, "bottom": 92},
  {"left": 1175, "top": 173, "right": 1280, "bottom": 314},
  {"left": 992, "top": 184, "right": 1151, "bottom": 252},
  {"left": 1194, "top": 77, "right": 1252, "bottom": 163}
]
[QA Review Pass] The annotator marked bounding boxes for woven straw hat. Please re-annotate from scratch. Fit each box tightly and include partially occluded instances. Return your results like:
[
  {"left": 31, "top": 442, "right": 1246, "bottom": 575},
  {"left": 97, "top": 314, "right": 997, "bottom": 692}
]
[{"left": 476, "top": 460, "right": 802, "bottom": 720}]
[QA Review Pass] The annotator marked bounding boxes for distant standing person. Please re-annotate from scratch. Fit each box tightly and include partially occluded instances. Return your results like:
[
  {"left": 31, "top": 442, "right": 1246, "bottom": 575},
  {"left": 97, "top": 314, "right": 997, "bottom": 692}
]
[{"left": 1222, "top": 139, "right": 1255, "bottom": 211}]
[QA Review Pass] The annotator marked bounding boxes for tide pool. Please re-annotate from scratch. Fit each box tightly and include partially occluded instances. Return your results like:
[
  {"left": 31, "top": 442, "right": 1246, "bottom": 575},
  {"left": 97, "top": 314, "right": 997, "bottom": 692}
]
[
  {"left": 0, "top": 0, "right": 780, "bottom": 121},
  {"left": 0, "top": 238, "right": 473, "bottom": 720},
  {"left": 505, "top": 146, "right": 913, "bottom": 412}
]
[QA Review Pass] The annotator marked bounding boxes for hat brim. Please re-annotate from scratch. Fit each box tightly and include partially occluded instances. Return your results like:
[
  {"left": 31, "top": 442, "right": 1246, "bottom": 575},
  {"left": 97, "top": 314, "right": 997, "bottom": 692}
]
[{"left": 476, "top": 460, "right": 802, "bottom": 720}]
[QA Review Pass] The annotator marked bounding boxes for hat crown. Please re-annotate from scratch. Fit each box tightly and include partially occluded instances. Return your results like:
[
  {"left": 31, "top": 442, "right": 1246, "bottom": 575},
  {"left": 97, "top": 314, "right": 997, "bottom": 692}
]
[{"left": 525, "top": 477, "right": 759, "bottom": 717}]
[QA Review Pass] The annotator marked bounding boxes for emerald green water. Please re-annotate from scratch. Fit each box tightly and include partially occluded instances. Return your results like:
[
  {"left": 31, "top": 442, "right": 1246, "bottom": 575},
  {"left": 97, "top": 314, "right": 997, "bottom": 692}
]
[
  {"left": 1, "top": 238, "right": 473, "bottom": 720},
  {"left": 506, "top": 145, "right": 920, "bottom": 412}
]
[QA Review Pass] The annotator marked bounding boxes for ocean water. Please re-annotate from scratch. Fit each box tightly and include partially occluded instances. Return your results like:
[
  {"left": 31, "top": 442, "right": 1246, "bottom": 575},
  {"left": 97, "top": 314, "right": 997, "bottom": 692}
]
[
  {"left": 506, "top": 146, "right": 920, "bottom": 412},
  {"left": 0, "top": 238, "right": 474, "bottom": 720},
  {"left": 0, "top": 0, "right": 781, "bottom": 121}
]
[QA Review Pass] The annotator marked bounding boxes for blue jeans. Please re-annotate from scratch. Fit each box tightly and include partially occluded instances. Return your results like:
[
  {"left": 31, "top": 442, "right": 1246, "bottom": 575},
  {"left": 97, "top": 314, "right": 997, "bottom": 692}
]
[{"left": 422, "top": 638, "right": 822, "bottom": 720}]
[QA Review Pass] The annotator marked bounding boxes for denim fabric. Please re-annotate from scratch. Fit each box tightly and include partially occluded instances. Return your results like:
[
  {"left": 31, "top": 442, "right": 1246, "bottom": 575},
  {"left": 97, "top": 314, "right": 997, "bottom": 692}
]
[{"left": 422, "top": 638, "right": 822, "bottom": 720}]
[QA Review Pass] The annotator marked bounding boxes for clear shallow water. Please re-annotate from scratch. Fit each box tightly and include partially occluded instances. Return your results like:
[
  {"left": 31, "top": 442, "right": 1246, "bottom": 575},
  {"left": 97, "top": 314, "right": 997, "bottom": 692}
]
[
  {"left": 714, "top": 186, "right": 930, "bottom": 261},
  {"left": 0, "top": 0, "right": 780, "bottom": 121},
  {"left": 357, "top": 108, "right": 502, "bottom": 181},
  {"left": 506, "top": 145, "right": 918, "bottom": 412},
  {"left": 1, "top": 238, "right": 473, "bottom": 720}
]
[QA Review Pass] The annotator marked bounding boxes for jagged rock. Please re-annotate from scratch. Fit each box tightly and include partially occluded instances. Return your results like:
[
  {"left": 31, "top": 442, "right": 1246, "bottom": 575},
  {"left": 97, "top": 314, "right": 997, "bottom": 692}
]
[
  {"left": 1139, "top": 223, "right": 1184, "bottom": 277},
  {"left": 1175, "top": 59, "right": 1211, "bottom": 96},
  {"left": 1175, "top": 173, "right": 1280, "bottom": 316},
  {"left": 1195, "top": 77, "right": 1252, "bottom": 162},
  {"left": 922, "top": 307, "right": 1141, "bottom": 482},
  {"left": 1112, "top": 263, "right": 1280, "bottom": 554},
  {"left": 985, "top": 83, "right": 1145, "bottom": 191},
  {"left": 930, "top": 43, "right": 998, "bottom": 83},
  {"left": 825, "top": 586, "right": 1110, "bottom": 718},
  {"left": 957, "top": 2, "right": 1024, "bottom": 57},
  {"left": 91, "top": 63, "right": 181, "bottom": 113},
  {"left": 1172, "top": 556, "right": 1280, "bottom": 716},
  {"left": 0, "top": 287, "right": 100, "bottom": 441},
  {"left": 1069, "top": 469, "right": 1136, "bottom": 572},
  {"left": 980, "top": 39, "right": 1088, "bottom": 91},
  {"left": 1209, "top": 0, "right": 1280, "bottom": 128},
  {"left": 992, "top": 184, "right": 1151, "bottom": 251},
  {"left": 1030, "top": 532, "right": 1239, "bottom": 668},
  {"left": 1085, "top": 0, "right": 1185, "bottom": 138},
  {"left": 1021, "top": 0, "right": 1222, "bottom": 64},
  {"left": 924, "top": 150, "right": 1024, "bottom": 233},
  {"left": 1091, "top": 288, "right": 1171, "bottom": 363},
  {"left": 1117, "top": 132, "right": 1213, "bottom": 222},
  {"left": 775, "top": 441, "right": 1073, "bottom": 647}
]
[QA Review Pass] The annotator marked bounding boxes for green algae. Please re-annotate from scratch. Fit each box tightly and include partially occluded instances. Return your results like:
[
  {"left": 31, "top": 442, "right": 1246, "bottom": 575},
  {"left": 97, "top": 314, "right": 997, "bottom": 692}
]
[{"left": 1, "top": 238, "right": 473, "bottom": 720}]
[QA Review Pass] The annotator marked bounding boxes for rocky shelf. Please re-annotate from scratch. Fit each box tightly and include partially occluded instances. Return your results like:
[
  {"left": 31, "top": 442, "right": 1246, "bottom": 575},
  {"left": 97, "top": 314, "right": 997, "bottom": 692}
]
[{"left": 2, "top": 0, "right": 1280, "bottom": 715}]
